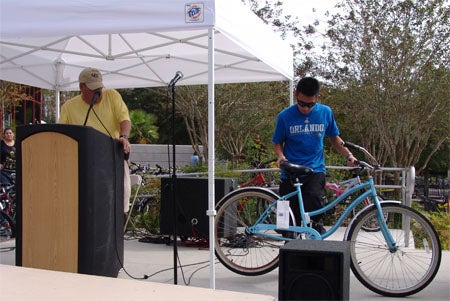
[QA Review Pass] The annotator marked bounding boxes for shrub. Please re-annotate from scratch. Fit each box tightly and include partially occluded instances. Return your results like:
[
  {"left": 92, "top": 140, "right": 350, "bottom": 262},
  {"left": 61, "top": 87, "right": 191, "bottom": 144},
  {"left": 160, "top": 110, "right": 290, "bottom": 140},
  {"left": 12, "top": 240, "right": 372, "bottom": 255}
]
[{"left": 412, "top": 201, "right": 450, "bottom": 250}]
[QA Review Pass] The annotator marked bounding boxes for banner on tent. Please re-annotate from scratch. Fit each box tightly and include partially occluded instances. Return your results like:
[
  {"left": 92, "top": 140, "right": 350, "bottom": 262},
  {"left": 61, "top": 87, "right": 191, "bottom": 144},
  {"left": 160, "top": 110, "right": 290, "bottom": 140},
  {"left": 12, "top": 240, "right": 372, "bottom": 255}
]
[{"left": 185, "top": 3, "right": 204, "bottom": 23}]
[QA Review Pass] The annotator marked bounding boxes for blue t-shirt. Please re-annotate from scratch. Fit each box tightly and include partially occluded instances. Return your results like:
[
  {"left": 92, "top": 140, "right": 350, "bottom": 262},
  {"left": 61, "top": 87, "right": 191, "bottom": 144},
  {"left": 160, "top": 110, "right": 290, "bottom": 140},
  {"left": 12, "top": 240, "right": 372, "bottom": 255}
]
[{"left": 272, "top": 103, "right": 340, "bottom": 176}]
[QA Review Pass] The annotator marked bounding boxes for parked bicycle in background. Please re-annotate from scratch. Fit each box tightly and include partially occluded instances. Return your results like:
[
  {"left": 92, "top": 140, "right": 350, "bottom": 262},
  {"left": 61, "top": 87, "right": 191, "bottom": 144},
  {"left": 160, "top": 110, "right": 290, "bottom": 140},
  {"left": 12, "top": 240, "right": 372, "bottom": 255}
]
[
  {"left": 0, "top": 173, "right": 16, "bottom": 240},
  {"left": 238, "top": 159, "right": 279, "bottom": 190}
]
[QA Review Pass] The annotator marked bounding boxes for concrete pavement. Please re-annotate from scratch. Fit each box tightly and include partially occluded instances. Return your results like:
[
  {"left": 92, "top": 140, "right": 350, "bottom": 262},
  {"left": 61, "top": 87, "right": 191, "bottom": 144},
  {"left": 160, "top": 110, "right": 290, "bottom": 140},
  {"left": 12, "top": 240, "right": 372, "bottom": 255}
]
[{"left": 1, "top": 235, "right": 448, "bottom": 300}]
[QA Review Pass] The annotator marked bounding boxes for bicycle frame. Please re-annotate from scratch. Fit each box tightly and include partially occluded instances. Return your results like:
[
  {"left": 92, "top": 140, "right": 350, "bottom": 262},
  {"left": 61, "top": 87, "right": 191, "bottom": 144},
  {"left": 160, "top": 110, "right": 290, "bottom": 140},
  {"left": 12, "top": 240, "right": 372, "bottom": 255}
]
[
  {"left": 325, "top": 169, "right": 372, "bottom": 205},
  {"left": 239, "top": 159, "right": 278, "bottom": 189},
  {"left": 325, "top": 176, "right": 360, "bottom": 197},
  {"left": 248, "top": 176, "right": 397, "bottom": 250},
  {"left": 240, "top": 172, "right": 266, "bottom": 188}
]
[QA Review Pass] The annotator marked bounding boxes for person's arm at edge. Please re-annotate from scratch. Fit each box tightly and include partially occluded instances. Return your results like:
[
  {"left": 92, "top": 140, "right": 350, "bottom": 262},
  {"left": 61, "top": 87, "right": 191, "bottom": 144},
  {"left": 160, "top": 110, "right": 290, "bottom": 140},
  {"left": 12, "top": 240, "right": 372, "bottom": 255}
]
[
  {"left": 274, "top": 143, "right": 287, "bottom": 168},
  {"left": 119, "top": 119, "right": 131, "bottom": 155},
  {"left": 329, "top": 136, "right": 357, "bottom": 166}
]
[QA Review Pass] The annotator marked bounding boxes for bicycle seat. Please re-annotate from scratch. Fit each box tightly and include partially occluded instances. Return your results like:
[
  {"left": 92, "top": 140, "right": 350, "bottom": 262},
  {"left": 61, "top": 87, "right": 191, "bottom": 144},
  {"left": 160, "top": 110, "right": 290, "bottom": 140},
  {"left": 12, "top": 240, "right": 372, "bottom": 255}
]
[{"left": 280, "top": 161, "right": 313, "bottom": 177}]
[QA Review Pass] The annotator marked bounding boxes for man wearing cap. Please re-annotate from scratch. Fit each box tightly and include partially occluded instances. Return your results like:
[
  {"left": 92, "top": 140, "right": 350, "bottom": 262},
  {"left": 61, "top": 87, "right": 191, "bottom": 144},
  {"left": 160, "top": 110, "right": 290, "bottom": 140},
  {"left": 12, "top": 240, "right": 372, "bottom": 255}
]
[{"left": 59, "top": 67, "right": 132, "bottom": 212}]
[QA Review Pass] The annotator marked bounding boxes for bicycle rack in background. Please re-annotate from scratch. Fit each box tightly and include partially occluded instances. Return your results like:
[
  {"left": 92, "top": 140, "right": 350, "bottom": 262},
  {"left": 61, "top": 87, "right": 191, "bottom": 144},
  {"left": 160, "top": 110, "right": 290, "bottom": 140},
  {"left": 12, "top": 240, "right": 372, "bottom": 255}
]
[
  {"left": 326, "top": 165, "right": 416, "bottom": 206},
  {"left": 236, "top": 165, "right": 416, "bottom": 206}
]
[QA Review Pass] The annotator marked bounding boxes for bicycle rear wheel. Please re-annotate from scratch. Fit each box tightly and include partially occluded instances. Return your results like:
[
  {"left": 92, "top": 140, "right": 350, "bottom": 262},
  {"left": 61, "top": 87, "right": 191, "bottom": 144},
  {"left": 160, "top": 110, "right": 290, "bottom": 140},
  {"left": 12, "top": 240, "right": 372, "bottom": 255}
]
[
  {"left": 346, "top": 203, "right": 441, "bottom": 297},
  {"left": 214, "top": 188, "right": 283, "bottom": 276}
]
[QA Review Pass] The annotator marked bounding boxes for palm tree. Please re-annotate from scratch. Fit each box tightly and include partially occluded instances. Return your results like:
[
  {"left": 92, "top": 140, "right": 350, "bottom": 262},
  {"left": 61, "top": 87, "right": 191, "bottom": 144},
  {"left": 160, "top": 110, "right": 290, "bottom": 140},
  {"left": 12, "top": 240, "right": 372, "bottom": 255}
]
[{"left": 129, "top": 109, "right": 159, "bottom": 144}]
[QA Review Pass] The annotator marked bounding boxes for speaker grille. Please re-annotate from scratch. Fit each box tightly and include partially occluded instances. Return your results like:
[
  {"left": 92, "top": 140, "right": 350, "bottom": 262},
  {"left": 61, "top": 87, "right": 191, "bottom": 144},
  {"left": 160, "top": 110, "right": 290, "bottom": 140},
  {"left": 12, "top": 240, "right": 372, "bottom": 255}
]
[
  {"left": 288, "top": 273, "right": 335, "bottom": 300},
  {"left": 279, "top": 240, "right": 350, "bottom": 301},
  {"left": 160, "top": 177, "right": 236, "bottom": 238}
]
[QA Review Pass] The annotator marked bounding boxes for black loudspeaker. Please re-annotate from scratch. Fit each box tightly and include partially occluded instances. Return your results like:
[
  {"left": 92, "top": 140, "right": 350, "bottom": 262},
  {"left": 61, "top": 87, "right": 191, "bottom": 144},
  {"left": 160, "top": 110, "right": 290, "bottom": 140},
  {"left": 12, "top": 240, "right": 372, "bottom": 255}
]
[
  {"left": 279, "top": 240, "right": 350, "bottom": 301},
  {"left": 160, "top": 177, "right": 236, "bottom": 239}
]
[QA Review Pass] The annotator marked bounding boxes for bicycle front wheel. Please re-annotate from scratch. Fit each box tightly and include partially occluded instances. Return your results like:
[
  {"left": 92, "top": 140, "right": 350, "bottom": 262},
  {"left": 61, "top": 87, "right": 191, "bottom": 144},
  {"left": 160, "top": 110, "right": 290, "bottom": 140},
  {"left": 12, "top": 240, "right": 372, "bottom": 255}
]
[
  {"left": 214, "top": 188, "right": 283, "bottom": 276},
  {"left": 347, "top": 203, "right": 441, "bottom": 297},
  {"left": 353, "top": 196, "right": 388, "bottom": 232}
]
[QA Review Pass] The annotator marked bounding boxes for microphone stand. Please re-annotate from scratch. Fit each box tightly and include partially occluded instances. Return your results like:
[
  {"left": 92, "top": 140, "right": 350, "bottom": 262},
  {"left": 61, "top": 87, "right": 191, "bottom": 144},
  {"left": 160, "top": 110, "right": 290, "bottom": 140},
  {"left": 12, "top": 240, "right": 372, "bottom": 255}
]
[
  {"left": 170, "top": 82, "right": 178, "bottom": 285},
  {"left": 83, "top": 91, "right": 100, "bottom": 126}
]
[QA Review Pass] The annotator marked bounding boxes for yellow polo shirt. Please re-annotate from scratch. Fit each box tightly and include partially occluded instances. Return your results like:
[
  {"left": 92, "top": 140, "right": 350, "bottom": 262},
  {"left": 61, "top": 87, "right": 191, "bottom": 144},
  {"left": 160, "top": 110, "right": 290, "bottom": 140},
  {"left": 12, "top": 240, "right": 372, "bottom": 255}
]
[{"left": 59, "top": 89, "right": 130, "bottom": 138}]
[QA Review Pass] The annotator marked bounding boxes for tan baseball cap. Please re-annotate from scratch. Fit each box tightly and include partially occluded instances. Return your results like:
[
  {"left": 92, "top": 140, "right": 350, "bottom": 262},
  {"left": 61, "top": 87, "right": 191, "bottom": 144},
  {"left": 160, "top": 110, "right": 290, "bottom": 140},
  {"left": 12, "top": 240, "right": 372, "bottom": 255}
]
[{"left": 79, "top": 67, "right": 104, "bottom": 90}]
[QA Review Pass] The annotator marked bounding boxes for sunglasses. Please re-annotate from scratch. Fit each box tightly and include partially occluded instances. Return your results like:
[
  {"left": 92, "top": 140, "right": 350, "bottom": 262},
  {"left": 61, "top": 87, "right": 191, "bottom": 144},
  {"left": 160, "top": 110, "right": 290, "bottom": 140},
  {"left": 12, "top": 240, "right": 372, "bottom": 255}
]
[{"left": 297, "top": 100, "right": 316, "bottom": 108}]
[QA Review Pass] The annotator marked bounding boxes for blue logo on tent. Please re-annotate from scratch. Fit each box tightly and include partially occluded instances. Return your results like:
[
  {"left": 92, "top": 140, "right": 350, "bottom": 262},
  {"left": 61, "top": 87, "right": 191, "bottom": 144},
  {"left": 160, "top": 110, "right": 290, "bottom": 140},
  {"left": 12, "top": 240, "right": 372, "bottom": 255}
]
[
  {"left": 188, "top": 7, "right": 201, "bottom": 18},
  {"left": 185, "top": 4, "right": 203, "bottom": 23}
]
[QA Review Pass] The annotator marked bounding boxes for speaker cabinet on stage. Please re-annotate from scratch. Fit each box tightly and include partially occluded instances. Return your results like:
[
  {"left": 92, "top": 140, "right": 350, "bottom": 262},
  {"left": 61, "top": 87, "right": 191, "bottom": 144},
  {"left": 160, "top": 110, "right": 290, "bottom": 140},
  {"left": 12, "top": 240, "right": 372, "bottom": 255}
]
[
  {"left": 279, "top": 240, "right": 350, "bottom": 301},
  {"left": 15, "top": 124, "right": 124, "bottom": 277},
  {"left": 160, "top": 177, "right": 236, "bottom": 238}
]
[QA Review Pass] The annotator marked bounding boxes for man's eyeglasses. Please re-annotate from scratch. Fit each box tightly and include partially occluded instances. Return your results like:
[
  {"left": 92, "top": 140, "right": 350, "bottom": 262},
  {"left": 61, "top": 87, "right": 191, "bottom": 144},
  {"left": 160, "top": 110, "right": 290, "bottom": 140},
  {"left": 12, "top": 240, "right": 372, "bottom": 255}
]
[{"left": 297, "top": 100, "right": 316, "bottom": 108}]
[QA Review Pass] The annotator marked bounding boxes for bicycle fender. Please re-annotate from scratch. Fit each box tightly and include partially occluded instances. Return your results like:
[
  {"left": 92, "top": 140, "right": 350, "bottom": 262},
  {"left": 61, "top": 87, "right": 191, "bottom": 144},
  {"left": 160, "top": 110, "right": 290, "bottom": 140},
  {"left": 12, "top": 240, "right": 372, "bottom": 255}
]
[
  {"left": 344, "top": 200, "right": 401, "bottom": 240},
  {"left": 215, "top": 186, "right": 280, "bottom": 209}
]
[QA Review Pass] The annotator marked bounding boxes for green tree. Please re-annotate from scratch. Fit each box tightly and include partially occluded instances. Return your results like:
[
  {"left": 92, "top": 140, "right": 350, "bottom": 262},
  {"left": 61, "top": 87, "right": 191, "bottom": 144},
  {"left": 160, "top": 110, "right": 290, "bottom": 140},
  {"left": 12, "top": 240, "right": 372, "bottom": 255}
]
[
  {"left": 243, "top": 0, "right": 321, "bottom": 77},
  {"left": 120, "top": 87, "right": 189, "bottom": 145},
  {"left": 317, "top": 0, "right": 449, "bottom": 170},
  {"left": 174, "top": 85, "right": 208, "bottom": 162},
  {"left": 0, "top": 81, "right": 34, "bottom": 130},
  {"left": 129, "top": 109, "right": 159, "bottom": 144},
  {"left": 175, "top": 81, "right": 289, "bottom": 165}
]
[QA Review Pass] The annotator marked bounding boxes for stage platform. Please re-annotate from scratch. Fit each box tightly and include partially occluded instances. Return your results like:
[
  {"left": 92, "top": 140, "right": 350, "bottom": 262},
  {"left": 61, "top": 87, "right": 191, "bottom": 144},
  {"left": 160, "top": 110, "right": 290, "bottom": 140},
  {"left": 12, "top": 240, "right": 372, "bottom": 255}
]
[
  {"left": 0, "top": 264, "right": 274, "bottom": 301},
  {"left": 1, "top": 232, "right": 449, "bottom": 301}
]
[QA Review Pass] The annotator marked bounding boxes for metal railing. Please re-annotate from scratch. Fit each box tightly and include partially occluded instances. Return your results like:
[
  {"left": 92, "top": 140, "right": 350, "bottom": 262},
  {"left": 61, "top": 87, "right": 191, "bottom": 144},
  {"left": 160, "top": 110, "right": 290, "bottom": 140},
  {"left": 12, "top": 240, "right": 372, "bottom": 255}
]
[{"left": 231, "top": 165, "right": 416, "bottom": 206}]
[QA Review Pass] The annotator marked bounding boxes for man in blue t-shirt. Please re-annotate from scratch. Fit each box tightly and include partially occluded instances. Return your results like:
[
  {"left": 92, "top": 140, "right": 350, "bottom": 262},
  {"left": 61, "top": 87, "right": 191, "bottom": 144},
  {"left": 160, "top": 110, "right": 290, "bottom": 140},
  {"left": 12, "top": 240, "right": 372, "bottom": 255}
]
[{"left": 272, "top": 77, "right": 357, "bottom": 234}]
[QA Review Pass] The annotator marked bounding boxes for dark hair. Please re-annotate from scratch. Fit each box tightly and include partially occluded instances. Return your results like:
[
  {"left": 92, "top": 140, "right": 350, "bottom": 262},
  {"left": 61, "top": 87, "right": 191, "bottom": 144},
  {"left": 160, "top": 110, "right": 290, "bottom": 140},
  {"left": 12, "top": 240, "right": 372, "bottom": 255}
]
[
  {"left": 296, "top": 77, "right": 320, "bottom": 97},
  {"left": 3, "top": 127, "right": 13, "bottom": 135}
]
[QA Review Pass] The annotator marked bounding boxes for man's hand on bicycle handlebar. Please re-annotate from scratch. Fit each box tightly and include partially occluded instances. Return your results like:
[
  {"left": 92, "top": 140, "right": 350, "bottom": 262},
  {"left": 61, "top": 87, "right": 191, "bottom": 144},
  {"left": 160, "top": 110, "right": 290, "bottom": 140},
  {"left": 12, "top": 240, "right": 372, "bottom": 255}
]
[
  {"left": 342, "top": 141, "right": 381, "bottom": 168},
  {"left": 276, "top": 157, "right": 288, "bottom": 168},
  {"left": 345, "top": 153, "right": 358, "bottom": 167}
]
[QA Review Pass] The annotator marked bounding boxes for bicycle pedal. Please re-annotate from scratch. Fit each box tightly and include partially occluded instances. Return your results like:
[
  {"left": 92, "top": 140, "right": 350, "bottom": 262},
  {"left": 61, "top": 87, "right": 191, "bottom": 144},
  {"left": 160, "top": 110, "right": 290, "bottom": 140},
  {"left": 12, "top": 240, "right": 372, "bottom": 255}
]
[{"left": 311, "top": 221, "right": 326, "bottom": 235}]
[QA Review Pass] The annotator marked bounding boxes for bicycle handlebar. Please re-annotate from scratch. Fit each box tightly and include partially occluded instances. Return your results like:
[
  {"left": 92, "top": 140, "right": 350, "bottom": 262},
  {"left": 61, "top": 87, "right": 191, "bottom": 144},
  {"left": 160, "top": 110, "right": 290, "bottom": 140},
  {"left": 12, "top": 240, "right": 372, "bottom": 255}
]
[
  {"left": 342, "top": 141, "right": 380, "bottom": 167},
  {"left": 252, "top": 158, "right": 277, "bottom": 169},
  {"left": 342, "top": 141, "right": 362, "bottom": 151},
  {"left": 129, "top": 162, "right": 146, "bottom": 173},
  {"left": 354, "top": 160, "right": 374, "bottom": 170},
  {"left": 263, "top": 158, "right": 277, "bottom": 165}
]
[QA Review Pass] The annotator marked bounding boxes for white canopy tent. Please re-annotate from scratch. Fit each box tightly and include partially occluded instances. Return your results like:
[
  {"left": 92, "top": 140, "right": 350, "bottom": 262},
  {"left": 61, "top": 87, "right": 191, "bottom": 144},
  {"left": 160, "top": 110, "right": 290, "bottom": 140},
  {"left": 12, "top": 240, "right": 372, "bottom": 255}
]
[{"left": 1, "top": 0, "right": 293, "bottom": 288}]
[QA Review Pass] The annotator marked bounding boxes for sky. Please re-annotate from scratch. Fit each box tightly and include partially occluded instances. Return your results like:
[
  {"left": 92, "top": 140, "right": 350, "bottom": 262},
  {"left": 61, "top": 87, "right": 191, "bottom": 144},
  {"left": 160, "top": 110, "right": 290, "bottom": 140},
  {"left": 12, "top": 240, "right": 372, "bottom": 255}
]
[
  {"left": 283, "top": 0, "right": 337, "bottom": 21},
  {"left": 282, "top": 0, "right": 338, "bottom": 30},
  {"left": 242, "top": 0, "right": 339, "bottom": 30},
  {"left": 272, "top": 0, "right": 340, "bottom": 52}
]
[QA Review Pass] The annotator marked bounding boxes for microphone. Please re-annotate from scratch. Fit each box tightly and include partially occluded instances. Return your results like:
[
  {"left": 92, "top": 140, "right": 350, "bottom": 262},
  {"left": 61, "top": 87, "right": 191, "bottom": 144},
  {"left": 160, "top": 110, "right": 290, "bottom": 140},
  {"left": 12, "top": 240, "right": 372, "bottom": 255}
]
[
  {"left": 83, "top": 91, "right": 101, "bottom": 126},
  {"left": 169, "top": 71, "right": 184, "bottom": 86}
]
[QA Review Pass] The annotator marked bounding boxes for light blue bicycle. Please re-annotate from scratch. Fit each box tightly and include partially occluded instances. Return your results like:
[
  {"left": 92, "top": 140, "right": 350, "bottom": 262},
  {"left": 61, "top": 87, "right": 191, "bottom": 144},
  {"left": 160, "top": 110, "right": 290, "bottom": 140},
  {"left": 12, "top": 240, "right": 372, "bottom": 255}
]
[{"left": 214, "top": 142, "right": 441, "bottom": 297}]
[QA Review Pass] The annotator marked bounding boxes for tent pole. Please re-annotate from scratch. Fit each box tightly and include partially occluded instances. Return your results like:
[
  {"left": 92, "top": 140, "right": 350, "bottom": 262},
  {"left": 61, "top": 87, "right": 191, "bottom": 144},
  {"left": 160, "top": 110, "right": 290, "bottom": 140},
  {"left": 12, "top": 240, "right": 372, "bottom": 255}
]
[
  {"left": 207, "top": 27, "right": 216, "bottom": 290},
  {"left": 55, "top": 90, "right": 60, "bottom": 121},
  {"left": 54, "top": 59, "right": 63, "bottom": 121},
  {"left": 170, "top": 82, "right": 179, "bottom": 285},
  {"left": 289, "top": 79, "right": 294, "bottom": 105}
]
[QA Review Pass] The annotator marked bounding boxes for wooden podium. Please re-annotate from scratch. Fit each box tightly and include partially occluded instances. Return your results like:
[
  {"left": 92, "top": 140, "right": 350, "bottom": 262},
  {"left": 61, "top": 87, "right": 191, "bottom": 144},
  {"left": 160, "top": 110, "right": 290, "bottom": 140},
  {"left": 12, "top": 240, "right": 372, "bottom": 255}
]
[{"left": 15, "top": 124, "right": 124, "bottom": 277}]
